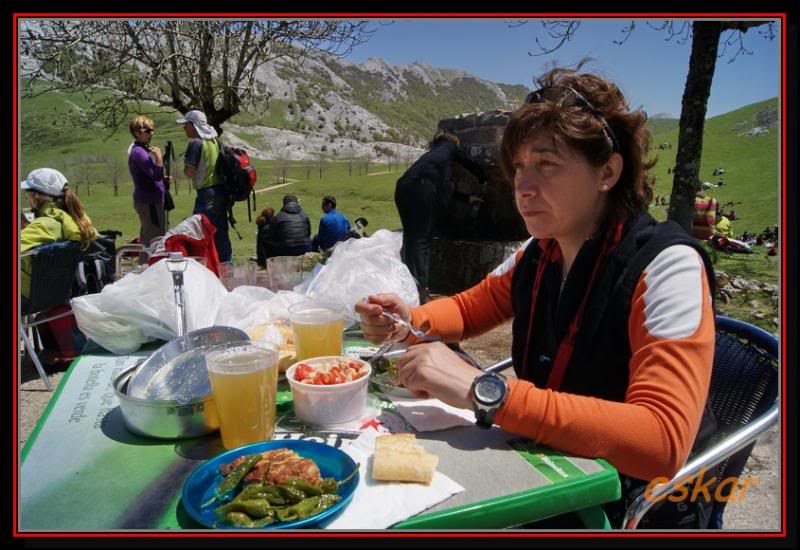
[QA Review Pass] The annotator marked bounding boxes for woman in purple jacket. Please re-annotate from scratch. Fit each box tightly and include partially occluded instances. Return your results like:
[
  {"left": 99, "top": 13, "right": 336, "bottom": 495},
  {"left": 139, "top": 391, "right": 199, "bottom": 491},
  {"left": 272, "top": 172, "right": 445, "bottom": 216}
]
[{"left": 128, "top": 115, "right": 169, "bottom": 262}]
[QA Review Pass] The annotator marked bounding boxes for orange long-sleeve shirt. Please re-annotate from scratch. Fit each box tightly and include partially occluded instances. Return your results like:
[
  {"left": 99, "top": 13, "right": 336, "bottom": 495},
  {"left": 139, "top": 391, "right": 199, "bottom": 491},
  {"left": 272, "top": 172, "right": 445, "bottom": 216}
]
[{"left": 409, "top": 241, "right": 714, "bottom": 481}]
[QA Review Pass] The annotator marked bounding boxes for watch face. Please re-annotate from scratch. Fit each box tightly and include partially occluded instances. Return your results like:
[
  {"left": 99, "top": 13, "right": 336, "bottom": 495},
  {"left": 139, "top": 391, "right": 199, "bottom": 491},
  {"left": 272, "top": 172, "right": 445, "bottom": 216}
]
[{"left": 475, "top": 375, "right": 505, "bottom": 405}]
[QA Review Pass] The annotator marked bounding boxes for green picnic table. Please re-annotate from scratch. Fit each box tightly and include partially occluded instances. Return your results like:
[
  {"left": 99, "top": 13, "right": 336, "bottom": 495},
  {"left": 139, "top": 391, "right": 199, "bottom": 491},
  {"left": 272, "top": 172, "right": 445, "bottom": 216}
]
[{"left": 19, "top": 348, "right": 620, "bottom": 531}]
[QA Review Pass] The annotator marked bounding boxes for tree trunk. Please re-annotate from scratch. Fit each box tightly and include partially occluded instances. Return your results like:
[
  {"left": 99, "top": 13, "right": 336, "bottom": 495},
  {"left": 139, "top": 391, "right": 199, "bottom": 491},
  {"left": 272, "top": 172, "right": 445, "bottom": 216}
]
[{"left": 668, "top": 21, "right": 722, "bottom": 232}]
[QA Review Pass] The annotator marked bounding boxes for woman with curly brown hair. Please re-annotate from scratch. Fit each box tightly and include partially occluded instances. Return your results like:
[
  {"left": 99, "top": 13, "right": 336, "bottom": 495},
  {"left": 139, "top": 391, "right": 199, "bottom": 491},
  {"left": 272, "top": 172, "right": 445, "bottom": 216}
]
[{"left": 357, "top": 65, "right": 717, "bottom": 528}]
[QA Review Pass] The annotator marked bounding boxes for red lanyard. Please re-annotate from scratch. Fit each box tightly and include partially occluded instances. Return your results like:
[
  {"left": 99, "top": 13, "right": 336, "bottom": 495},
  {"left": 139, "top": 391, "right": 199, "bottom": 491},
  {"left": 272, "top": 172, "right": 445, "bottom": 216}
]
[{"left": 520, "top": 221, "right": 624, "bottom": 389}]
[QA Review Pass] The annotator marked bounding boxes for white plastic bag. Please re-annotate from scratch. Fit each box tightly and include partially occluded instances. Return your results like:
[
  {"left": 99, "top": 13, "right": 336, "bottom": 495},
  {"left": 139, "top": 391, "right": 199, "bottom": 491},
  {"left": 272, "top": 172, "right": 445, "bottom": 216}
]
[
  {"left": 214, "top": 288, "right": 309, "bottom": 347},
  {"left": 71, "top": 258, "right": 228, "bottom": 354},
  {"left": 301, "top": 230, "right": 419, "bottom": 324},
  {"left": 213, "top": 286, "right": 276, "bottom": 332}
]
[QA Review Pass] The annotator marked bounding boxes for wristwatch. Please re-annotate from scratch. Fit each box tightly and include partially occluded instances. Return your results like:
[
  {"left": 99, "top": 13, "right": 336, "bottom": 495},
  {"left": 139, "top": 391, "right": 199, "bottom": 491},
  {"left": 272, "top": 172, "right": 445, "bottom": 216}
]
[{"left": 470, "top": 372, "right": 509, "bottom": 429}]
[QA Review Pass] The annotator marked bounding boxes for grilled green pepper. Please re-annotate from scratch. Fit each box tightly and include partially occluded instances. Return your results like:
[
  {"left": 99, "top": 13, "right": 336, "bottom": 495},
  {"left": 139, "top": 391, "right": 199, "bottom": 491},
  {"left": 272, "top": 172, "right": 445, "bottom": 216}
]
[
  {"left": 214, "top": 498, "right": 272, "bottom": 522},
  {"left": 283, "top": 478, "right": 323, "bottom": 497},
  {"left": 234, "top": 483, "right": 284, "bottom": 504},
  {"left": 275, "top": 494, "right": 341, "bottom": 523},
  {"left": 225, "top": 512, "right": 255, "bottom": 528},
  {"left": 202, "top": 453, "right": 262, "bottom": 508},
  {"left": 276, "top": 484, "right": 307, "bottom": 504},
  {"left": 320, "top": 464, "right": 360, "bottom": 494},
  {"left": 223, "top": 509, "right": 277, "bottom": 528}
]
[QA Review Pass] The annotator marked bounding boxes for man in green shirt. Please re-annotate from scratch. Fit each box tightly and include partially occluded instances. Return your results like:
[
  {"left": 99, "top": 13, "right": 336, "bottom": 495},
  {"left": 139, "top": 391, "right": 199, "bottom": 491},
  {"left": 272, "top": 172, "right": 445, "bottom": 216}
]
[{"left": 177, "top": 110, "right": 231, "bottom": 262}]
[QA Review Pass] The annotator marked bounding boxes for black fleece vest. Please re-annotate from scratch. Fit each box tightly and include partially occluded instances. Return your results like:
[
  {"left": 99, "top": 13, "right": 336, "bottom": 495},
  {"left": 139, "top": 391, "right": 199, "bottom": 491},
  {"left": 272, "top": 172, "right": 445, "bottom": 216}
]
[
  {"left": 510, "top": 212, "right": 715, "bottom": 398},
  {"left": 510, "top": 213, "right": 718, "bottom": 527}
]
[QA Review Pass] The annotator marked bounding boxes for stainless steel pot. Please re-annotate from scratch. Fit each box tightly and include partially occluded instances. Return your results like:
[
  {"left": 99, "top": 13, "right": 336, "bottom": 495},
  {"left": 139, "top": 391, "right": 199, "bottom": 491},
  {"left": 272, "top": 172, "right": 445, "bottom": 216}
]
[
  {"left": 113, "top": 363, "right": 220, "bottom": 439},
  {"left": 127, "top": 326, "right": 250, "bottom": 401}
]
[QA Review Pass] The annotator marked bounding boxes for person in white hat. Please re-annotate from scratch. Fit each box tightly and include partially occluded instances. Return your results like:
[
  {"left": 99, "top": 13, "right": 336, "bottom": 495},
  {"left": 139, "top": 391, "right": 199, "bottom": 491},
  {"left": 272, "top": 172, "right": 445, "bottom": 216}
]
[
  {"left": 20, "top": 168, "right": 98, "bottom": 300},
  {"left": 177, "top": 109, "right": 231, "bottom": 262}
]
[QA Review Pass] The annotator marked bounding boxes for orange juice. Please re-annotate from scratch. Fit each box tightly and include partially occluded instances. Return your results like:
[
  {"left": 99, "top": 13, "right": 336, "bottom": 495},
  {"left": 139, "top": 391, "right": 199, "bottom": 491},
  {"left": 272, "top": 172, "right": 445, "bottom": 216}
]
[
  {"left": 288, "top": 303, "right": 346, "bottom": 361},
  {"left": 292, "top": 318, "right": 344, "bottom": 360},
  {"left": 206, "top": 344, "right": 278, "bottom": 450}
]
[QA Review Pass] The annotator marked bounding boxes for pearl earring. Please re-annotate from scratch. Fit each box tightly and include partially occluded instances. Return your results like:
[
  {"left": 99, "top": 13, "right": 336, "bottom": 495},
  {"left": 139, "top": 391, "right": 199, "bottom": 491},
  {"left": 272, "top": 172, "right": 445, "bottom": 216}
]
[{"left": 600, "top": 185, "right": 609, "bottom": 192}]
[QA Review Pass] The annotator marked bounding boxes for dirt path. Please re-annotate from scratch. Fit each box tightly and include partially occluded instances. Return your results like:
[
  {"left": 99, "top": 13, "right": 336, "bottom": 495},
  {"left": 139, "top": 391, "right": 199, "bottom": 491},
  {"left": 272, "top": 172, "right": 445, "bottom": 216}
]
[
  {"left": 366, "top": 169, "right": 403, "bottom": 176},
  {"left": 254, "top": 180, "right": 299, "bottom": 194}
]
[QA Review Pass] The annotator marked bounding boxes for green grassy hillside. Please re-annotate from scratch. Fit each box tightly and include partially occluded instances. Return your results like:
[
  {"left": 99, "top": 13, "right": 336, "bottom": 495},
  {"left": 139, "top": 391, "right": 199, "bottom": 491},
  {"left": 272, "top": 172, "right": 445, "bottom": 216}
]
[
  {"left": 646, "top": 97, "right": 779, "bottom": 237},
  {"left": 19, "top": 88, "right": 780, "bottom": 301},
  {"left": 645, "top": 98, "right": 780, "bottom": 329},
  {"left": 647, "top": 117, "right": 680, "bottom": 136}
]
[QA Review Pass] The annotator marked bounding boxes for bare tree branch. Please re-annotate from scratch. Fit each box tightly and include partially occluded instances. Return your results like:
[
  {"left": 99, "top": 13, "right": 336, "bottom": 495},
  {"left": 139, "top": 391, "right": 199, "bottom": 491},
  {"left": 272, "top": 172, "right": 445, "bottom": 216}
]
[
  {"left": 21, "top": 19, "right": 374, "bottom": 132},
  {"left": 613, "top": 21, "right": 636, "bottom": 46},
  {"left": 718, "top": 21, "right": 773, "bottom": 63},
  {"left": 528, "top": 21, "right": 581, "bottom": 56}
]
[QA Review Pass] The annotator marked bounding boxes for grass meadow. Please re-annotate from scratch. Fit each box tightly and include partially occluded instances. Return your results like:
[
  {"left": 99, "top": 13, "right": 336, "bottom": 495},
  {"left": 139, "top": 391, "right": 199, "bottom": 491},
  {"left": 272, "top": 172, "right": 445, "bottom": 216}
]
[{"left": 19, "top": 87, "right": 780, "bottom": 327}]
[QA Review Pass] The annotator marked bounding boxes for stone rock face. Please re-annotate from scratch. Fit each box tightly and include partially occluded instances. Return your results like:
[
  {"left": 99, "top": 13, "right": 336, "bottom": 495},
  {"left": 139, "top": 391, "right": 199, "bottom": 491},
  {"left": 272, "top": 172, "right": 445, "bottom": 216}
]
[
  {"left": 429, "top": 237, "right": 525, "bottom": 295},
  {"left": 435, "top": 111, "right": 528, "bottom": 242},
  {"left": 428, "top": 111, "right": 529, "bottom": 293}
]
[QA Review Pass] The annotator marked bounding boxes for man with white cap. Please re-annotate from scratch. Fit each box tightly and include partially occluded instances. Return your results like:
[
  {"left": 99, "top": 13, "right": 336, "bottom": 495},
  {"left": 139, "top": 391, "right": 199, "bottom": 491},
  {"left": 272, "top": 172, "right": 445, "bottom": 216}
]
[
  {"left": 20, "top": 168, "right": 97, "bottom": 302},
  {"left": 177, "top": 109, "right": 231, "bottom": 262}
]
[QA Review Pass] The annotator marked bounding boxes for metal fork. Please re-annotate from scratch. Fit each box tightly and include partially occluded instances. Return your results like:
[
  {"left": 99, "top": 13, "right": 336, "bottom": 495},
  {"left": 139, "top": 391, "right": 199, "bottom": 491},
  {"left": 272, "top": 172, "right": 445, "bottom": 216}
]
[
  {"left": 381, "top": 310, "right": 441, "bottom": 342},
  {"left": 366, "top": 341, "right": 396, "bottom": 368}
]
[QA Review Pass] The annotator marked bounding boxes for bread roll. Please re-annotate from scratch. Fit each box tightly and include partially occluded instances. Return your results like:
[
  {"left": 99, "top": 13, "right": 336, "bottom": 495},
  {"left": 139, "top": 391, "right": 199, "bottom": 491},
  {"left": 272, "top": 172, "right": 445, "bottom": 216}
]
[
  {"left": 372, "top": 433, "right": 438, "bottom": 484},
  {"left": 376, "top": 433, "right": 419, "bottom": 450},
  {"left": 373, "top": 450, "right": 439, "bottom": 484}
]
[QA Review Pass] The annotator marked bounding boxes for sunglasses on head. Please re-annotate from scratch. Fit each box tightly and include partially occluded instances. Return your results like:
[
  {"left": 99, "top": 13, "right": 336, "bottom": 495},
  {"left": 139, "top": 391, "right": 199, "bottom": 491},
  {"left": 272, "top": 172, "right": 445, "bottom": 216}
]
[{"left": 525, "top": 85, "right": 620, "bottom": 153}]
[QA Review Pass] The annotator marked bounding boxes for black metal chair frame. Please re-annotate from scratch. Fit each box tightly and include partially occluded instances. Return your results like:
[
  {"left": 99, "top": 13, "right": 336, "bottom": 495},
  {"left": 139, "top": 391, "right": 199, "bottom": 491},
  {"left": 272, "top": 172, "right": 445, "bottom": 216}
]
[
  {"left": 19, "top": 240, "right": 83, "bottom": 391},
  {"left": 623, "top": 315, "right": 780, "bottom": 529}
]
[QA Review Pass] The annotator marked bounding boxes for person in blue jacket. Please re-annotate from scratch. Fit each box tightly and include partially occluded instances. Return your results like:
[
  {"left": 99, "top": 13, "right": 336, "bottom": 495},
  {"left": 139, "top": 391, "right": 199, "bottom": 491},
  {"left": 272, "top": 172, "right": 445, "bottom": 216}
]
[{"left": 313, "top": 195, "right": 351, "bottom": 252}]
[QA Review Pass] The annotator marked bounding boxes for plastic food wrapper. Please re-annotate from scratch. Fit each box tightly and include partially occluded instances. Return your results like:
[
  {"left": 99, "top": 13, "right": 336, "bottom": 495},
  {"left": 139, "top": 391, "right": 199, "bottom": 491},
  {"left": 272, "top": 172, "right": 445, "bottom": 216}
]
[
  {"left": 71, "top": 258, "right": 228, "bottom": 354},
  {"left": 214, "top": 287, "right": 308, "bottom": 341},
  {"left": 71, "top": 231, "right": 418, "bottom": 354},
  {"left": 299, "top": 230, "right": 420, "bottom": 324}
]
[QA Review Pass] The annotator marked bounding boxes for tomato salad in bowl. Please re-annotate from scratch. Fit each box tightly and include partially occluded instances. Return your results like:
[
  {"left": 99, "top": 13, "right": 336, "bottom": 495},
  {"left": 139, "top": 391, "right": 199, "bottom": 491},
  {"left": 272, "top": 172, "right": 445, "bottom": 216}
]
[
  {"left": 286, "top": 357, "right": 372, "bottom": 426},
  {"left": 292, "top": 358, "right": 370, "bottom": 386}
]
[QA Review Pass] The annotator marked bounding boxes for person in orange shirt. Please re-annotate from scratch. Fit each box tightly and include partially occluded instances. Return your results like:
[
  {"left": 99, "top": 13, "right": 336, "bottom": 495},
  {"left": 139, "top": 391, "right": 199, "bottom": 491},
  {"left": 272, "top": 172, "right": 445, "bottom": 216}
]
[{"left": 356, "top": 65, "right": 716, "bottom": 528}]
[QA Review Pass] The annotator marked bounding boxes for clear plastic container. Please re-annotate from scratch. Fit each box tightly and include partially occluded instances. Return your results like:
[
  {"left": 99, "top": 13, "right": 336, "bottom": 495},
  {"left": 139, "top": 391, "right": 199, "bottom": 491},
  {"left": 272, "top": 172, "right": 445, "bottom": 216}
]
[{"left": 266, "top": 255, "right": 306, "bottom": 291}]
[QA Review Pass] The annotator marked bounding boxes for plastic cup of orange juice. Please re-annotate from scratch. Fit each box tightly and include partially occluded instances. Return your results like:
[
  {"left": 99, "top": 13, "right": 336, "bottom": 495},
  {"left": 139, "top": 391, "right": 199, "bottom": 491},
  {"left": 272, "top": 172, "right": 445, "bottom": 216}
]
[
  {"left": 205, "top": 342, "right": 279, "bottom": 449},
  {"left": 287, "top": 302, "right": 346, "bottom": 361}
]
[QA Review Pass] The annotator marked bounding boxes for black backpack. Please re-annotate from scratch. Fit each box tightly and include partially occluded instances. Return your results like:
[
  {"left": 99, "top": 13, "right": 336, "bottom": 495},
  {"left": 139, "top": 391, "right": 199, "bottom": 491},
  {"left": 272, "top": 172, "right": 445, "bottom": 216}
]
[
  {"left": 216, "top": 143, "right": 257, "bottom": 235},
  {"left": 72, "top": 232, "right": 118, "bottom": 296}
]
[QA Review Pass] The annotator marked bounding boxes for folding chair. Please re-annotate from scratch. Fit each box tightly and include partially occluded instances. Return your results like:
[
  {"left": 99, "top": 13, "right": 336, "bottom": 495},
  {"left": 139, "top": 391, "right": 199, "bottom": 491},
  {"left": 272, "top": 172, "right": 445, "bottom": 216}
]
[
  {"left": 623, "top": 315, "right": 779, "bottom": 529},
  {"left": 19, "top": 240, "right": 83, "bottom": 390},
  {"left": 114, "top": 243, "right": 147, "bottom": 280}
]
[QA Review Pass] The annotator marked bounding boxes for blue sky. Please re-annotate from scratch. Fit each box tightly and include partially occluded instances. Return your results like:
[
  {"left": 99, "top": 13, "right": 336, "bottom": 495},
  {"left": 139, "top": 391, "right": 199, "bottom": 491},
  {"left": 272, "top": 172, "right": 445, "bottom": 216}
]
[{"left": 346, "top": 19, "right": 781, "bottom": 118}]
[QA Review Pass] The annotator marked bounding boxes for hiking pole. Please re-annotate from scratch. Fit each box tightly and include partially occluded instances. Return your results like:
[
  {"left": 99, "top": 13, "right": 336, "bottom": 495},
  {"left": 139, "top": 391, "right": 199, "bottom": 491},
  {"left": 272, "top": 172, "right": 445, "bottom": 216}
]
[
  {"left": 164, "top": 140, "right": 176, "bottom": 227},
  {"left": 228, "top": 205, "right": 243, "bottom": 240}
]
